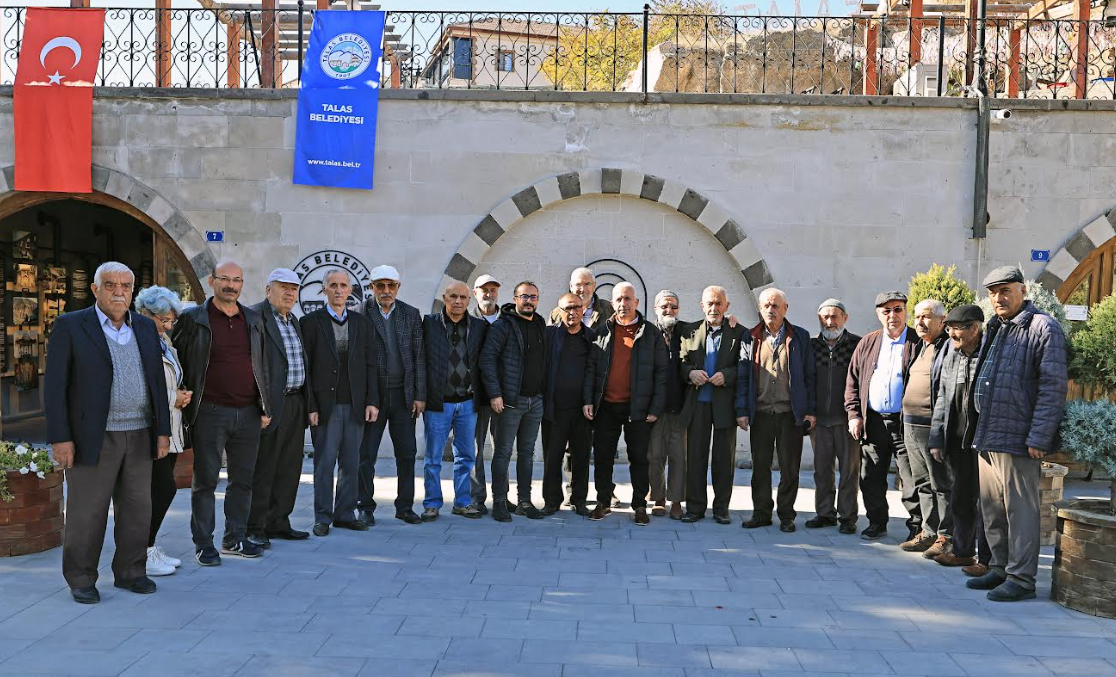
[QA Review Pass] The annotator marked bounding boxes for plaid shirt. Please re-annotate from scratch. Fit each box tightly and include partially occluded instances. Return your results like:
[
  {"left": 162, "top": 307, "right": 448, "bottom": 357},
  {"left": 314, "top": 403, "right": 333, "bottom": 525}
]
[{"left": 272, "top": 305, "right": 306, "bottom": 391}]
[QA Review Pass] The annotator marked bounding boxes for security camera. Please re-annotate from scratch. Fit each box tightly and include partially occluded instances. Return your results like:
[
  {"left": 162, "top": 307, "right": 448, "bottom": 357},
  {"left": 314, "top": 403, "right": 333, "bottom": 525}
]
[{"left": 991, "top": 109, "right": 1012, "bottom": 122}]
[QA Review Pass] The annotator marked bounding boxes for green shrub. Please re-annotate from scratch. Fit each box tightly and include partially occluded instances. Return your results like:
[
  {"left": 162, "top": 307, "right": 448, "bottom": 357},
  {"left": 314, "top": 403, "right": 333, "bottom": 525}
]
[
  {"left": 907, "top": 264, "right": 976, "bottom": 325},
  {"left": 1068, "top": 295, "right": 1116, "bottom": 394}
]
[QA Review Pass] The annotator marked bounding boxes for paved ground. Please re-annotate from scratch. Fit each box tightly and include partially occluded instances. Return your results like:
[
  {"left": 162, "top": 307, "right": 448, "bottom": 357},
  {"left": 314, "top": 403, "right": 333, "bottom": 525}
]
[{"left": 1, "top": 459, "right": 1114, "bottom": 677}]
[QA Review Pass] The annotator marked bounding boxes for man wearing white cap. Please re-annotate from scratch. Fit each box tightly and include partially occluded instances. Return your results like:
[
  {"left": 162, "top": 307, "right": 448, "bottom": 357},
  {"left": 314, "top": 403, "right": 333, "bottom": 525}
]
[
  {"left": 357, "top": 265, "right": 426, "bottom": 525},
  {"left": 247, "top": 269, "right": 312, "bottom": 548},
  {"left": 468, "top": 274, "right": 501, "bottom": 513},
  {"left": 472, "top": 274, "right": 502, "bottom": 325}
]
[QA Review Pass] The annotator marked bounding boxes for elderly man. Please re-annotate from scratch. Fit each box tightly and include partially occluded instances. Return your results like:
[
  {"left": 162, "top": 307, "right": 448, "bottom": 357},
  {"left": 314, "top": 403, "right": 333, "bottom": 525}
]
[
  {"left": 808, "top": 299, "right": 861, "bottom": 534},
  {"left": 679, "top": 287, "right": 747, "bottom": 525},
  {"left": 467, "top": 274, "right": 501, "bottom": 514},
  {"left": 845, "top": 291, "right": 920, "bottom": 541},
  {"left": 473, "top": 274, "right": 501, "bottom": 325},
  {"left": 422, "top": 281, "right": 487, "bottom": 520},
  {"left": 965, "top": 267, "right": 1067, "bottom": 601},
  {"left": 302, "top": 270, "right": 379, "bottom": 536},
  {"left": 174, "top": 261, "right": 271, "bottom": 565},
  {"left": 46, "top": 262, "right": 171, "bottom": 604},
  {"left": 930, "top": 304, "right": 991, "bottom": 574},
  {"left": 900, "top": 300, "right": 952, "bottom": 557},
  {"left": 648, "top": 290, "right": 688, "bottom": 519},
  {"left": 480, "top": 281, "right": 548, "bottom": 522},
  {"left": 585, "top": 282, "right": 668, "bottom": 525},
  {"left": 740, "top": 288, "right": 815, "bottom": 532},
  {"left": 540, "top": 292, "right": 595, "bottom": 516},
  {"left": 358, "top": 265, "right": 426, "bottom": 525},
  {"left": 549, "top": 267, "right": 613, "bottom": 334},
  {"left": 247, "top": 269, "right": 311, "bottom": 549}
]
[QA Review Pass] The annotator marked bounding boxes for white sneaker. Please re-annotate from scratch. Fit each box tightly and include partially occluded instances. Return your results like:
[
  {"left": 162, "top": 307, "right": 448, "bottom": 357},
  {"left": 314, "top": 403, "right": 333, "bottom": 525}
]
[
  {"left": 152, "top": 545, "right": 181, "bottom": 568},
  {"left": 146, "top": 548, "right": 176, "bottom": 577}
]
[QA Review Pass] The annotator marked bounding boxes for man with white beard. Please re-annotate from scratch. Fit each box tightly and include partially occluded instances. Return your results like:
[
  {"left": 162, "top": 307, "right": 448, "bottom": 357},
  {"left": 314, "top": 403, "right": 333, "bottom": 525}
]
[
  {"left": 647, "top": 290, "right": 688, "bottom": 519},
  {"left": 807, "top": 299, "right": 862, "bottom": 534}
]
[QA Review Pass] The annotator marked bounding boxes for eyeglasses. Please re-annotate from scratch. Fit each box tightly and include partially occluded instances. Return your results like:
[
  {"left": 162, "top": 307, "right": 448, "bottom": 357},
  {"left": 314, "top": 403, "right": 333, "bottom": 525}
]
[
  {"left": 517, "top": 294, "right": 539, "bottom": 301},
  {"left": 373, "top": 281, "right": 399, "bottom": 290},
  {"left": 879, "top": 307, "right": 905, "bottom": 315},
  {"left": 213, "top": 275, "right": 243, "bottom": 285},
  {"left": 154, "top": 314, "right": 177, "bottom": 327},
  {"left": 560, "top": 305, "right": 582, "bottom": 312}
]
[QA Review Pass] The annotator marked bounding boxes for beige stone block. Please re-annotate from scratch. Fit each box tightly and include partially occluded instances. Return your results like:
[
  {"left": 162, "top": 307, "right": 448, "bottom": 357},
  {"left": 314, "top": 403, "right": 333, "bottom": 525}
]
[
  {"left": 1083, "top": 213, "right": 1116, "bottom": 248},
  {"left": 578, "top": 169, "right": 603, "bottom": 195},
  {"left": 619, "top": 170, "right": 644, "bottom": 198},
  {"left": 534, "top": 177, "right": 563, "bottom": 208},
  {"left": 145, "top": 195, "right": 176, "bottom": 227},
  {"left": 1047, "top": 248, "right": 1081, "bottom": 283},
  {"left": 104, "top": 171, "right": 135, "bottom": 201},
  {"left": 227, "top": 116, "right": 285, "bottom": 150},
  {"left": 490, "top": 198, "right": 524, "bottom": 230},
  {"left": 125, "top": 114, "right": 176, "bottom": 146},
  {"left": 128, "top": 147, "right": 183, "bottom": 179},
  {"left": 175, "top": 115, "right": 229, "bottom": 148}
]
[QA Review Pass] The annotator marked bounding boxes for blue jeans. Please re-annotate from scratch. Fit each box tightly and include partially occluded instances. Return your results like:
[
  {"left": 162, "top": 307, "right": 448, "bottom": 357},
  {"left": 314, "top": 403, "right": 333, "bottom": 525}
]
[{"left": 422, "top": 399, "right": 477, "bottom": 509}]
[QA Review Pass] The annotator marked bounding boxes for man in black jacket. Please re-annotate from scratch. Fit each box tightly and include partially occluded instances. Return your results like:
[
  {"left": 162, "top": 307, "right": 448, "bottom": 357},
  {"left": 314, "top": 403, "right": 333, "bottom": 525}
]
[
  {"left": 422, "top": 281, "right": 487, "bottom": 521},
  {"left": 479, "top": 281, "right": 548, "bottom": 522},
  {"left": 585, "top": 283, "right": 669, "bottom": 525},
  {"left": 46, "top": 262, "right": 171, "bottom": 604},
  {"left": 301, "top": 269, "right": 379, "bottom": 536},
  {"left": 173, "top": 260, "right": 272, "bottom": 566},
  {"left": 247, "top": 268, "right": 311, "bottom": 549}
]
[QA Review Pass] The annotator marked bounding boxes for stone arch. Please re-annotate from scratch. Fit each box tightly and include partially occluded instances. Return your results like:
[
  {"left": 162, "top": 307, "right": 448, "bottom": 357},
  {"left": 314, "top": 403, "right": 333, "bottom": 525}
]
[
  {"left": 1037, "top": 208, "right": 1116, "bottom": 294},
  {"left": 437, "top": 168, "right": 775, "bottom": 310},
  {"left": 0, "top": 164, "right": 217, "bottom": 283}
]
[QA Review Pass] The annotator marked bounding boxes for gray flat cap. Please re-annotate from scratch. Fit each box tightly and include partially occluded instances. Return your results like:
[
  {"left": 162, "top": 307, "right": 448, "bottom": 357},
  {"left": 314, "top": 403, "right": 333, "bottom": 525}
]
[
  {"left": 874, "top": 291, "right": 908, "bottom": 307},
  {"left": 654, "top": 289, "right": 679, "bottom": 306},
  {"left": 818, "top": 298, "right": 846, "bottom": 313},
  {"left": 982, "top": 265, "right": 1024, "bottom": 288}
]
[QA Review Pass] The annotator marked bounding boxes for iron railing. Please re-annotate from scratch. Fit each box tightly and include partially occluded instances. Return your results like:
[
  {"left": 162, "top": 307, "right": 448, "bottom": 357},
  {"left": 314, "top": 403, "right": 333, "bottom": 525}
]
[{"left": 2, "top": 6, "right": 1116, "bottom": 98}]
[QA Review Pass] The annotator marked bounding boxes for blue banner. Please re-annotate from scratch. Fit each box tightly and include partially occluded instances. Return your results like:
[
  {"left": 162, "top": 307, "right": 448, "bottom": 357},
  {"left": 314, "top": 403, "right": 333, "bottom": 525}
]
[{"left": 293, "top": 10, "right": 385, "bottom": 190}]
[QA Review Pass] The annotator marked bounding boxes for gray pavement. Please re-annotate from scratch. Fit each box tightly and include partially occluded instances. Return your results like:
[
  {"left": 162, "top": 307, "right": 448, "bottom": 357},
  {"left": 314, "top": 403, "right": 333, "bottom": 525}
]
[{"left": 0, "top": 459, "right": 1113, "bottom": 677}]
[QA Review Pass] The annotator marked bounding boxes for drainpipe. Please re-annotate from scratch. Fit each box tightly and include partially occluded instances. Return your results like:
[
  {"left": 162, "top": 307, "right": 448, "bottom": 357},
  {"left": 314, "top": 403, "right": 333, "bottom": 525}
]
[{"left": 970, "top": 0, "right": 990, "bottom": 239}]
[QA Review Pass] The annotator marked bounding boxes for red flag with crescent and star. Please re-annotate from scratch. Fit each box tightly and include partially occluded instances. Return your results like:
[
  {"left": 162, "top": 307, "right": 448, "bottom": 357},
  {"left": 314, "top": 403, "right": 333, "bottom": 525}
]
[{"left": 14, "top": 8, "right": 105, "bottom": 193}]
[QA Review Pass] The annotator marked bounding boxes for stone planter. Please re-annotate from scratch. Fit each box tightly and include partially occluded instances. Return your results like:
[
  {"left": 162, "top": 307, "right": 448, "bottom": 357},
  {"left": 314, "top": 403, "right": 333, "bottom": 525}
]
[
  {"left": 0, "top": 470, "right": 64, "bottom": 557},
  {"left": 1052, "top": 498, "right": 1116, "bottom": 619},
  {"left": 173, "top": 449, "right": 194, "bottom": 490},
  {"left": 1040, "top": 462, "right": 1069, "bottom": 547}
]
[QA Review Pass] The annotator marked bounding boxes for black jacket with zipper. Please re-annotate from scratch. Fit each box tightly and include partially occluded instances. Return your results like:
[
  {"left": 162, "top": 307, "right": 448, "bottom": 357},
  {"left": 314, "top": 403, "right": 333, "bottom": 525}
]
[
  {"left": 479, "top": 303, "right": 548, "bottom": 403},
  {"left": 586, "top": 312, "right": 669, "bottom": 421},
  {"left": 424, "top": 310, "right": 488, "bottom": 412}
]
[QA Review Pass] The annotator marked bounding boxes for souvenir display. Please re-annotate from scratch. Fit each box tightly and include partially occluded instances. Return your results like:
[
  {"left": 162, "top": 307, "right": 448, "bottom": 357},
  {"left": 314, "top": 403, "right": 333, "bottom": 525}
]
[
  {"left": 44, "top": 267, "right": 67, "bottom": 295},
  {"left": 71, "top": 268, "right": 89, "bottom": 301},
  {"left": 12, "top": 232, "right": 37, "bottom": 260},
  {"left": 14, "top": 263, "right": 38, "bottom": 292},
  {"left": 43, "top": 299, "right": 65, "bottom": 338},
  {"left": 11, "top": 296, "right": 39, "bottom": 326},
  {"left": 14, "top": 331, "right": 38, "bottom": 391}
]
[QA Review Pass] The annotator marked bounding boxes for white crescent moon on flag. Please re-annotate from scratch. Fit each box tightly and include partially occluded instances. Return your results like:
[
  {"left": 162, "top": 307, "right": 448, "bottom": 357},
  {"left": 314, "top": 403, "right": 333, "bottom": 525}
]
[{"left": 39, "top": 36, "right": 83, "bottom": 70}]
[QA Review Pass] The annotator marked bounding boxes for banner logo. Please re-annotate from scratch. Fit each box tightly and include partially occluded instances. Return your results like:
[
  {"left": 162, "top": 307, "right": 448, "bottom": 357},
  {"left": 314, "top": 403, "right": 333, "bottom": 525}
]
[
  {"left": 321, "top": 33, "right": 373, "bottom": 80},
  {"left": 293, "top": 250, "right": 372, "bottom": 316}
]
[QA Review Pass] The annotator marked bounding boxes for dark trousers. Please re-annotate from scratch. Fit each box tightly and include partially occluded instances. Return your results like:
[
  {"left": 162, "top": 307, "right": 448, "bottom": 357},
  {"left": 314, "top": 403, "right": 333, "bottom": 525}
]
[
  {"left": 542, "top": 408, "right": 591, "bottom": 508},
  {"left": 593, "top": 400, "right": 651, "bottom": 509},
  {"left": 895, "top": 423, "right": 923, "bottom": 534},
  {"left": 191, "top": 403, "right": 262, "bottom": 549},
  {"left": 148, "top": 452, "right": 178, "bottom": 546},
  {"left": 469, "top": 405, "right": 497, "bottom": 505},
  {"left": 492, "top": 394, "right": 543, "bottom": 504},
  {"left": 685, "top": 403, "right": 737, "bottom": 517},
  {"left": 312, "top": 404, "right": 365, "bottom": 525},
  {"left": 749, "top": 410, "right": 803, "bottom": 522},
  {"left": 905, "top": 422, "right": 952, "bottom": 538},
  {"left": 64, "top": 429, "right": 152, "bottom": 589},
  {"left": 810, "top": 423, "right": 860, "bottom": 523},
  {"left": 949, "top": 444, "right": 989, "bottom": 562},
  {"left": 358, "top": 386, "right": 418, "bottom": 513},
  {"left": 248, "top": 391, "right": 307, "bottom": 534},
  {"left": 860, "top": 410, "right": 903, "bottom": 528}
]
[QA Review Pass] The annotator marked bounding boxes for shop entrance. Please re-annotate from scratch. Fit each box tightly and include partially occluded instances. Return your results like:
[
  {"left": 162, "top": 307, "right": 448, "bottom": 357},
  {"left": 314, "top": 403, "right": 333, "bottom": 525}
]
[{"left": 0, "top": 194, "right": 203, "bottom": 443}]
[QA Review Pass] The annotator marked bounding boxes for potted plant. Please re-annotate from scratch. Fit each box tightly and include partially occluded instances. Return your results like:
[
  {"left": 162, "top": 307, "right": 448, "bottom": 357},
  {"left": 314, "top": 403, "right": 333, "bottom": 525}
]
[{"left": 0, "top": 440, "right": 63, "bottom": 557}]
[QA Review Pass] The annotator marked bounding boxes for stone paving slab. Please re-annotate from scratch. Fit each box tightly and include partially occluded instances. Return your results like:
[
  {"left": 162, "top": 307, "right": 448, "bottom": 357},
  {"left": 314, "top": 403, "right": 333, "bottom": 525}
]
[{"left": 0, "top": 460, "right": 1114, "bottom": 677}]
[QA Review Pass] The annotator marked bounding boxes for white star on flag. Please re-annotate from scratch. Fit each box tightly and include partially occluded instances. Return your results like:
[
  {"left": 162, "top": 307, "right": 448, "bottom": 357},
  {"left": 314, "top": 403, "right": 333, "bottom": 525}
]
[{"left": 47, "top": 71, "right": 64, "bottom": 85}]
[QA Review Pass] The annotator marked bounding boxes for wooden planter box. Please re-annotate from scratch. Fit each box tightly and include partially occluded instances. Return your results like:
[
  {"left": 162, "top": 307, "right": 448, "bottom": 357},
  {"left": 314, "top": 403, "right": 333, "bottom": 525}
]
[
  {"left": 1041, "top": 462, "right": 1069, "bottom": 547},
  {"left": 173, "top": 449, "right": 194, "bottom": 490},
  {"left": 0, "top": 470, "right": 64, "bottom": 557},
  {"left": 1052, "top": 499, "right": 1116, "bottom": 619}
]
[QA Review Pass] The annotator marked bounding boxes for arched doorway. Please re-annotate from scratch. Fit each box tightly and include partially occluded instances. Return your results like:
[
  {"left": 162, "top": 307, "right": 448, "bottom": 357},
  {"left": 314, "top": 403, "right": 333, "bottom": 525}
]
[
  {"left": 1056, "top": 235, "right": 1116, "bottom": 318},
  {"left": 0, "top": 192, "right": 204, "bottom": 443}
]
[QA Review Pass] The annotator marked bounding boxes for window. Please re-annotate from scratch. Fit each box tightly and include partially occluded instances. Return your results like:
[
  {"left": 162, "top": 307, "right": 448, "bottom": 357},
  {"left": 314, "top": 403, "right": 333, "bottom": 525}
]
[
  {"left": 499, "top": 51, "right": 514, "bottom": 73},
  {"left": 452, "top": 37, "right": 473, "bottom": 80}
]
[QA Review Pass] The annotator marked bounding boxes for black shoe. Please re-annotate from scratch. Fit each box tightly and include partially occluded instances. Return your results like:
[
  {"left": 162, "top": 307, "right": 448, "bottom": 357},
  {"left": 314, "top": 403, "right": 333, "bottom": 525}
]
[
  {"left": 312, "top": 523, "right": 330, "bottom": 537},
  {"left": 680, "top": 513, "right": 704, "bottom": 523},
  {"left": 838, "top": 521, "right": 857, "bottom": 534},
  {"left": 114, "top": 577, "right": 157, "bottom": 594},
  {"left": 334, "top": 519, "right": 369, "bottom": 531},
  {"left": 805, "top": 516, "right": 838, "bottom": 529},
  {"left": 360, "top": 510, "right": 376, "bottom": 526},
  {"left": 713, "top": 513, "right": 732, "bottom": 525},
  {"left": 395, "top": 510, "right": 422, "bottom": 525},
  {"left": 515, "top": 502, "right": 543, "bottom": 520},
  {"left": 986, "top": 580, "right": 1036, "bottom": 602},
  {"left": 540, "top": 505, "right": 559, "bottom": 517},
  {"left": 966, "top": 571, "right": 1008, "bottom": 591},
  {"left": 572, "top": 503, "right": 590, "bottom": 517},
  {"left": 741, "top": 516, "right": 772, "bottom": 529},
  {"left": 71, "top": 586, "right": 99, "bottom": 604},
  {"left": 267, "top": 528, "right": 310, "bottom": 540},
  {"left": 247, "top": 533, "right": 272, "bottom": 550},
  {"left": 221, "top": 540, "right": 263, "bottom": 558},
  {"left": 195, "top": 546, "right": 222, "bottom": 567},
  {"left": 475, "top": 502, "right": 489, "bottom": 516},
  {"left": 780, "top": 520, "right": 796, "bottom": 533},
  {"left": 860, "top": 523, "right": 887, "bottom": 540},
  {"left": 492, "top": 500, "right": 513, "bottom": 523}
]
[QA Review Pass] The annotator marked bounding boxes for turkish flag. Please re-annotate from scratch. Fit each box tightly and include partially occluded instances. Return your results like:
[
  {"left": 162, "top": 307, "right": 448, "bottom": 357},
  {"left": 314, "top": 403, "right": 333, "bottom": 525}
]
[{"left": 13, "top": 8, "right": 105, "bottom": 193}]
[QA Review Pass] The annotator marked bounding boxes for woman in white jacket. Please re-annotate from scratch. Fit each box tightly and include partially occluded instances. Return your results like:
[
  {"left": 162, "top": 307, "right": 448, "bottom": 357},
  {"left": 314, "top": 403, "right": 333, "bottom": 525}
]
[{"left": 135, "top": 286, "right": 193, "bottom": 577}]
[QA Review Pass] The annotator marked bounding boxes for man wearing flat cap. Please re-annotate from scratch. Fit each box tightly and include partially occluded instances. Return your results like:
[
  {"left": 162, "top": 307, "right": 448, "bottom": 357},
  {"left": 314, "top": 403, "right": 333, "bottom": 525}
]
[
  {"left": 247, "top": 269, "right": 312, "bottom": 548},
  {"left": 929, "top": 304, "right": 992, "bottom": 575},
  {"left": 845, "top": 290, "right": 921, "bottom": 540},
  {"left": 963, "top": 266, "right": 1067, "bottom": 601},
  {"left": 808, "top": 298, "right": 861, "bottom": 534}
]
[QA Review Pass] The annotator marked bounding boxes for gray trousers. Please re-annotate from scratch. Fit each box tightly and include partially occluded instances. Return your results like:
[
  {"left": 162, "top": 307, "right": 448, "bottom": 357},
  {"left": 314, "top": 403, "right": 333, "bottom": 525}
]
[
  {"left": 905, "top": 422, "right": 953, "bottom": 538},
  {"left": 311, "top": 404, "right": 365, "bottom": 525},
  {"left": 978, "top": 450, "right": 1041, "bottom": 590},
  {"left": 810, "top": 423, "right": 860, "bottom": 523},
  {"left": 894, "top": 430, "right": 922, "bottom": 534},
  {"left": 63, "top": 429, "right": 152, "bottom": 589},
  {"left": 648, "top": 411, "right": 686, "bottom": 504},
  {"left": 469, "top": 405, "right": 497, "bottom": 505},
  {"left": 491, "top": 394, "right": 543, "bottom": 504}
]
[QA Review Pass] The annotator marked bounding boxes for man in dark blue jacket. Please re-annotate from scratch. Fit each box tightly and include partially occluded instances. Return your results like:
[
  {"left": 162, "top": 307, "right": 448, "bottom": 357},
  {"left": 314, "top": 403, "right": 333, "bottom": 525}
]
[
  {"left": 965, "top": 266, "right": 1067, "bottom": 602},
  {"left": 740, "top": 288, "right": 816, "bottom": 533},
  {"left": 46, "top": 262, "right": 171, "bottom": 604}
]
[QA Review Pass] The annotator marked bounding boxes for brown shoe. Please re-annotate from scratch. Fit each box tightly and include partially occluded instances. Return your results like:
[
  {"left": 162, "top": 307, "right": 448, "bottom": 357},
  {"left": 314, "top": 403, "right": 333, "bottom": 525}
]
[
  {"left": 669, "top": 502, "right": 683, "bottom": 520},
  {"left": 900, "top": 532, "right": 936, "bottom": 552},
  {"left": 651, "top": 502, "right": 666, "bottom": 517},
  {"left": 588, "top": 505, "right": 611, "bottom": 521},
  {"left": 922, "top": 536, "right": 951, "bottom": 559},
  {"left": 935, "top": 552, "right": 977, "bottom": 567},
  {"left": 634, "top": 508, "right": 650, "bottom": 526},
  {"left": 962, "top": 563, "right": 990, "bottom": 577}
]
